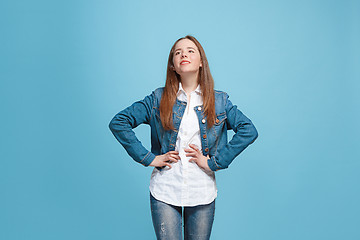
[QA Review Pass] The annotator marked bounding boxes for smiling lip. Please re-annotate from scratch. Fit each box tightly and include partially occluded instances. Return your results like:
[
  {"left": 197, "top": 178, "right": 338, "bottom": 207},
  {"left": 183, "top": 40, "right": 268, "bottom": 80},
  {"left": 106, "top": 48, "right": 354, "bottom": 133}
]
[{"left": 180, "top": 60, "right": 191, "bottom": 65}]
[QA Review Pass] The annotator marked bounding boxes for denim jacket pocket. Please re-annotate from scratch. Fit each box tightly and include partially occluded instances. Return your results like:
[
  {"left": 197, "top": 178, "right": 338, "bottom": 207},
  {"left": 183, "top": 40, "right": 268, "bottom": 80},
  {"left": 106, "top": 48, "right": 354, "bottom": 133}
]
[
  {"left": 214, "top": 112, "right": 227, "bottom": 125},
  {"left": 212, "top": 112, "right": 227, "bottom": 138}
]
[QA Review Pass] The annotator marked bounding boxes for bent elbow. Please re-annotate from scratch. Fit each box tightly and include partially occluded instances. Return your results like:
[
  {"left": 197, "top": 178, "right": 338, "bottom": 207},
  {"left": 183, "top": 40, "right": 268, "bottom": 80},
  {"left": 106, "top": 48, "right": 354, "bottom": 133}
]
[
  {"left": 248, "top": 124, "right": 258, "bottom": 144},
  {"left": 108, "top": 115, "right": 124, "bottom": 133},
  {"left": 108, "top": 119, "right": 115, "bottom": 132}
]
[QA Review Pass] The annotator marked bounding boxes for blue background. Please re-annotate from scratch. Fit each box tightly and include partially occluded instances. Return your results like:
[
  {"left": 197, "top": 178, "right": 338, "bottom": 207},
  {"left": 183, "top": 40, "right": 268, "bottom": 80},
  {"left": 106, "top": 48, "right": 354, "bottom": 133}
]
[{"left": 1, "top": 0, "right": 359, "bottom": 239}]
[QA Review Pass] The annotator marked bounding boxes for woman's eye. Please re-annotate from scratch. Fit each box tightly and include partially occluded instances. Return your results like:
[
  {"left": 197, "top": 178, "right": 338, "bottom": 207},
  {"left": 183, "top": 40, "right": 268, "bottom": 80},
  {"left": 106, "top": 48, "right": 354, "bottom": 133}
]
[
  {"left": 175, "top": 52, "right": 180, "bottom": 55},
  {"left": 189, "top": 50, "right": 194, "bottom": 53}
]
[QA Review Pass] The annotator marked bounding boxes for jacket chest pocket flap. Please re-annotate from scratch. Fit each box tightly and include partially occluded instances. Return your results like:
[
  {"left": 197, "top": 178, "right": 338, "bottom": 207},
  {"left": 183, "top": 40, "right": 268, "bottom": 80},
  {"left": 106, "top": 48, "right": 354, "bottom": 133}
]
[{"left": 214, "top": 112, "right": 227, "bottom": 126}]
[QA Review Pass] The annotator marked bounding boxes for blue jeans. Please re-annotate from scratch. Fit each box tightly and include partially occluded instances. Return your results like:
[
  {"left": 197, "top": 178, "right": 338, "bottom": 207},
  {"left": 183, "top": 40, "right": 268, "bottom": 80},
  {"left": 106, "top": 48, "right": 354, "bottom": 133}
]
[{"left": 150, "top": 192, "right": 215, "bottom": 240}]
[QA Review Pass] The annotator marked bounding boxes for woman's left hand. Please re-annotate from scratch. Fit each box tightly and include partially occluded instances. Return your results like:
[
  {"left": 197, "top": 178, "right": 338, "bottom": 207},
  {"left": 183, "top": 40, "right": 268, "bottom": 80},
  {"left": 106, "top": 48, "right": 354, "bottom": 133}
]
[{"left": 185, "top": 144, "right": 212, "bottom": 172}]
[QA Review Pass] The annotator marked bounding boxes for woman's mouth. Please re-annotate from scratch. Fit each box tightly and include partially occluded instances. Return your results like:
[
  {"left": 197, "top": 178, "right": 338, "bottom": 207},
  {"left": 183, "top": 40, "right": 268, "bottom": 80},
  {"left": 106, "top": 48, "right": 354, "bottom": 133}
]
[{"left": 180, "top": 60, "right": 191, "bottom": 65}]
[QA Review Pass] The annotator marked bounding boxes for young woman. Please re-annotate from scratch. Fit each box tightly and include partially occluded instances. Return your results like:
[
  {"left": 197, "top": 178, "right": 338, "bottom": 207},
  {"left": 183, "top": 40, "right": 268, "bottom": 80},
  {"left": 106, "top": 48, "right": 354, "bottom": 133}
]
[{"left": 109, "top": 35, "right": 258, "bottom": 240}]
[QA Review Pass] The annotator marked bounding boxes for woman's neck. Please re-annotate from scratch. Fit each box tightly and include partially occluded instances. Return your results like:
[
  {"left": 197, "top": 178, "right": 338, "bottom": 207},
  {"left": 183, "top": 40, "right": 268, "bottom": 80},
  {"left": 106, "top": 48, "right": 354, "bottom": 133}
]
[{"left": 180, "top": 72, "right": 199, "bottom": 94}]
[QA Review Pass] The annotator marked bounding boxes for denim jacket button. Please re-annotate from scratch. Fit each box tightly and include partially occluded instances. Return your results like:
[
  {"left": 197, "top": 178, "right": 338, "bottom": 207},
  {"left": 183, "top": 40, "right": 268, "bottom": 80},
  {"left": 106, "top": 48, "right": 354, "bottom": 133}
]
[
  {"left": 198, "top": 106, "right": 202, "bottom": 111},
  {"left": 201, "top": 119, "right": 206, "bottom": 123},
  {"left": 205, "top": 148, "right": 209, "bottom": 152},
  {"left": 216, "top": 118, "right": 220, "bottom": 123}
]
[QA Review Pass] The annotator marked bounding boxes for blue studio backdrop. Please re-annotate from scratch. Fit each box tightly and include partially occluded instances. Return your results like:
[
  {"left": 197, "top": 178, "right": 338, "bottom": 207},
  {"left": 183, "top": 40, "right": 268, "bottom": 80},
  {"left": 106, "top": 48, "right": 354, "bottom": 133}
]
[{"left": 1, "top": 0, "right": 359, "bottom": 239}]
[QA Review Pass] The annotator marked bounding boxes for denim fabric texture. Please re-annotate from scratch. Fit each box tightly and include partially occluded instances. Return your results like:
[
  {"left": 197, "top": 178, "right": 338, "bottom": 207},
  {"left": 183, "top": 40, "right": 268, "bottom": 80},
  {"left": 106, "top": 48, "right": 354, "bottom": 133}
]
[
  {"left": 109, "top": 87, "right": 258, "bottom": 171},
  {"left": 150, "top": 192, "right": 215, "bottom": 240}
]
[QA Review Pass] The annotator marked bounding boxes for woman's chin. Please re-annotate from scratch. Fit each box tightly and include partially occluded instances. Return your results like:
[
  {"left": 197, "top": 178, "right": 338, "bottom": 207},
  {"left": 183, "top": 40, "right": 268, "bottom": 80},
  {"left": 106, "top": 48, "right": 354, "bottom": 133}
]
[{"left": 178, "top": 69, "right": 199, "bottom": 76}]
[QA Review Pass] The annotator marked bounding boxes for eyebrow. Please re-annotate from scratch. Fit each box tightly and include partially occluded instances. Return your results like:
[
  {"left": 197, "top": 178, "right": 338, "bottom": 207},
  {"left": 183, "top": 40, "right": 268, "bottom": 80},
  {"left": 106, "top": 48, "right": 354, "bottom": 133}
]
[{"left": 174, "top": 47, "right": 196, "bottom": 52}]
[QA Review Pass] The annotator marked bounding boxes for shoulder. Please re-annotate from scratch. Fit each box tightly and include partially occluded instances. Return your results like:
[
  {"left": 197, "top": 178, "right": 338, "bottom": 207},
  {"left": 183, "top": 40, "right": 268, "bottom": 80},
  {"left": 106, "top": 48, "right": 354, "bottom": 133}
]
[
  {"left": 152, "top": 87, "right": 164, "bottom": 99},
  {"left": 142, "top": 87, "right": 164, "bottom": 97},
  {"left": 147, "top": 87, "right": 164, "bottom": 108},
  {"left": 153, "top": 87, "right": 164, "bottom": 94},
  {"left": 214, "top": 89, "right": 229, "bottom": 101}
]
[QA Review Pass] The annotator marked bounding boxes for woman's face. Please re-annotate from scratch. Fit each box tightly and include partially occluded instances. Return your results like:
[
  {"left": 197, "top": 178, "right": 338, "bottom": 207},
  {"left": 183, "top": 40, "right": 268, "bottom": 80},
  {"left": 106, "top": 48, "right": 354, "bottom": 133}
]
[{"left": 172, "top": 39, "right": 202, "bottom": 77}]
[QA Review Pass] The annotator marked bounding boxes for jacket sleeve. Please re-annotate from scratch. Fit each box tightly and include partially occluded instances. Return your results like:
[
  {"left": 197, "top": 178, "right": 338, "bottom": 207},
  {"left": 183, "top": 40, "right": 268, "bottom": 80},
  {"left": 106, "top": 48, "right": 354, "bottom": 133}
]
[
  {"left": 207, "top": 93, "right": 258, "bottom": 171},
  {"left": 108, "top": 91, "right": 156, "bottom": 167}
]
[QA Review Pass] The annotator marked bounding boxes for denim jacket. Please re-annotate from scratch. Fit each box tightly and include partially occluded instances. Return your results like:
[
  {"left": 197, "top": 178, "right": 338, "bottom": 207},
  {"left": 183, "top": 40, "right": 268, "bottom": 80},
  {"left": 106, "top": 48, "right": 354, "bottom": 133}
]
[{"left": 109, "top": 87, "right": 258, "bottom": 172}]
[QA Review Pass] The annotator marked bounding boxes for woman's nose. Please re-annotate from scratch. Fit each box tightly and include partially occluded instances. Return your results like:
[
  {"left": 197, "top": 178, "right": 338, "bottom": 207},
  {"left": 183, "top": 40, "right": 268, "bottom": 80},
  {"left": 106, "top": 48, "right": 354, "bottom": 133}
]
[{"left": 181, "top": 52, "right": 187, "bottom": 58}]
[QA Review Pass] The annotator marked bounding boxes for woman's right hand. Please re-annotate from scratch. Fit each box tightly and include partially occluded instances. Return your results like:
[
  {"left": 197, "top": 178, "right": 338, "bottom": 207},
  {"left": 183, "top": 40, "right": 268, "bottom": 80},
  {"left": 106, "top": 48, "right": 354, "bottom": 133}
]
[{"left": 149, "top": 151, "right": 180, "bottom": 169}]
